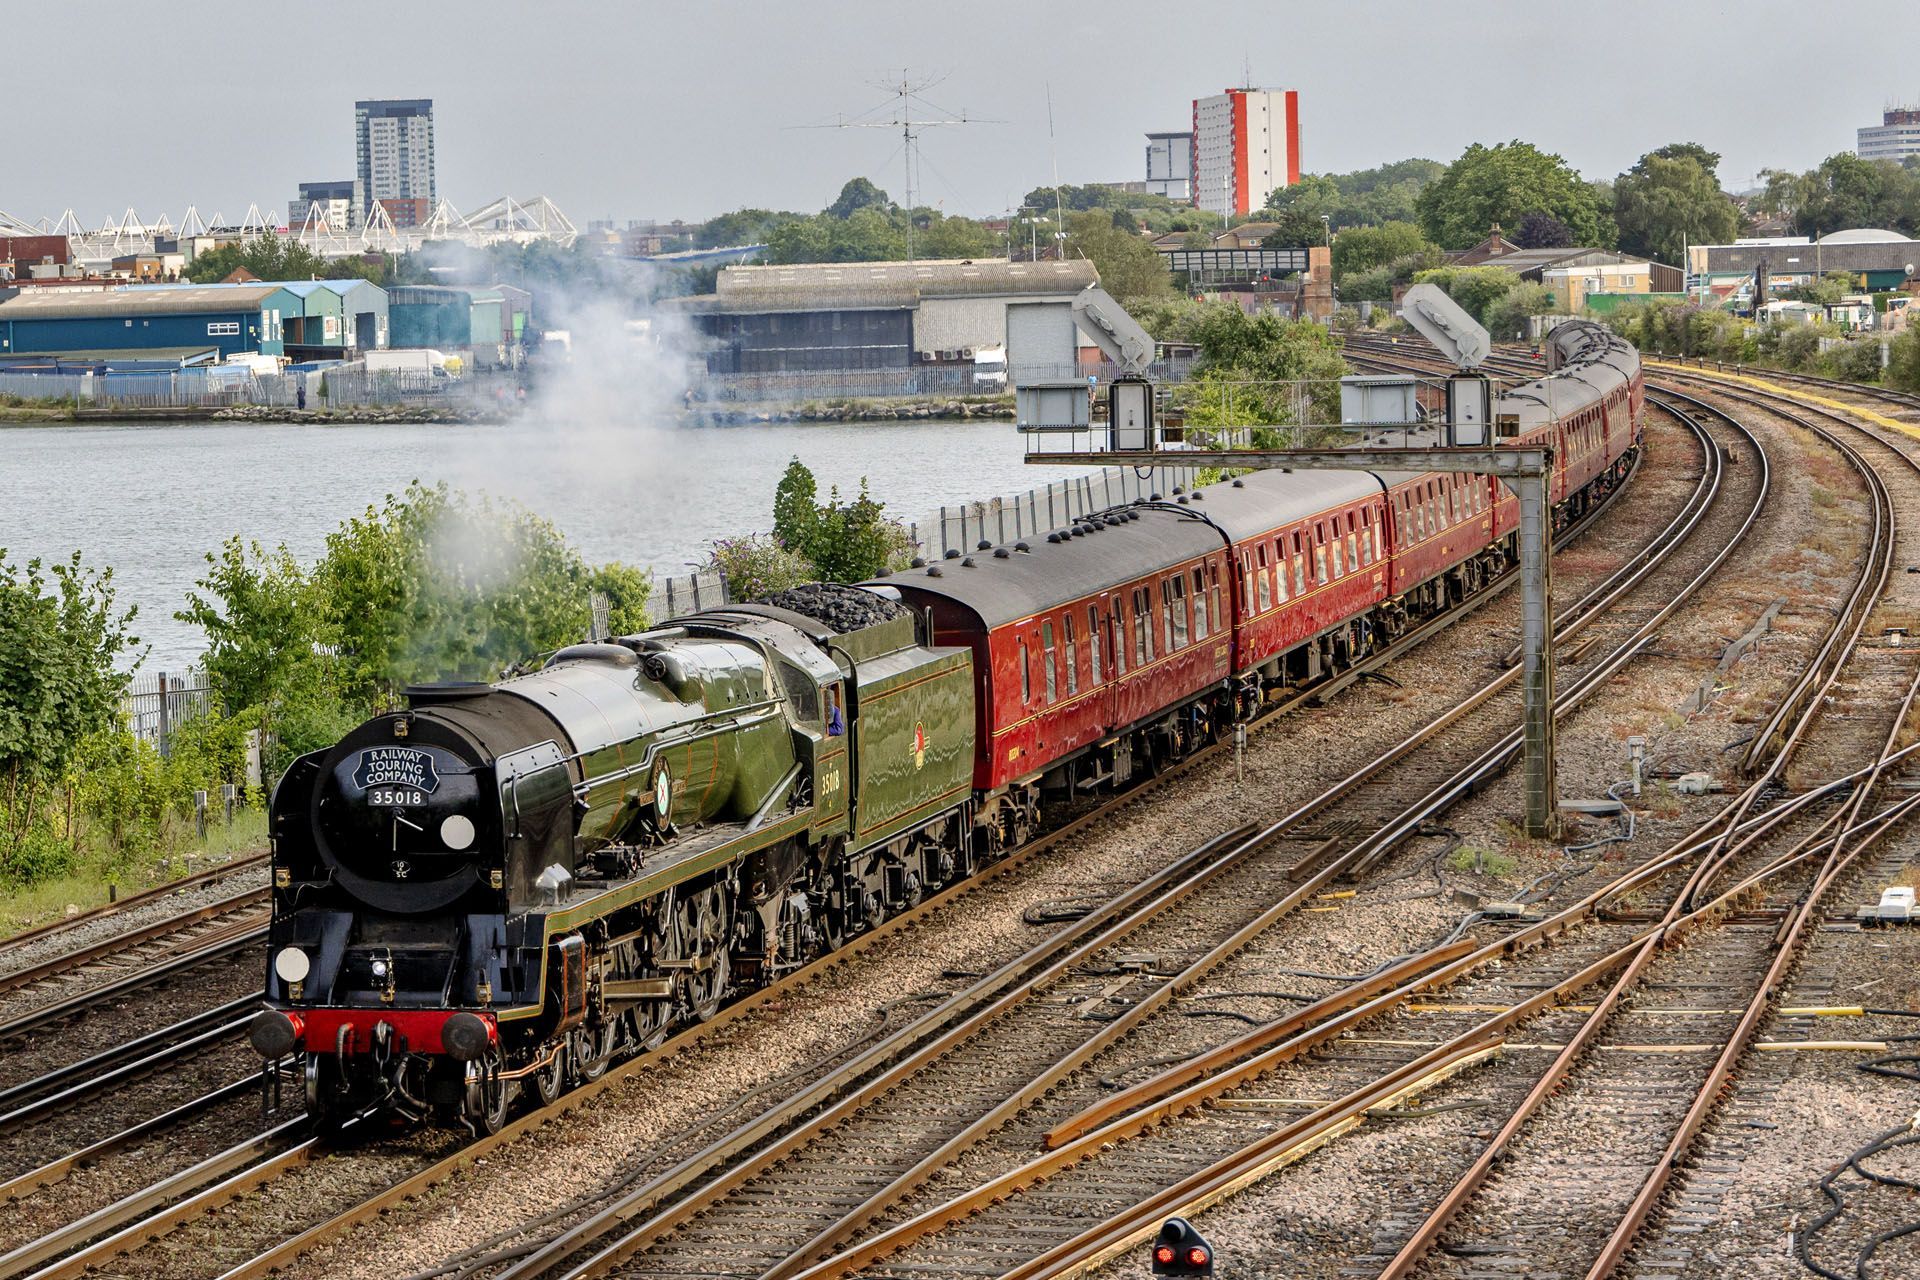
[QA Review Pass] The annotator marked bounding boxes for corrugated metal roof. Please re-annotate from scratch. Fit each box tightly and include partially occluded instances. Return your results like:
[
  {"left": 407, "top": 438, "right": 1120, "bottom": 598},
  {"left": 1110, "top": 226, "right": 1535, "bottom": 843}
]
[
  {"left": 0, "top": 286, "right": 289, "bottom": 318},
  {"left": 670, "top": 258, "right": 1097, "bottom": 317}
]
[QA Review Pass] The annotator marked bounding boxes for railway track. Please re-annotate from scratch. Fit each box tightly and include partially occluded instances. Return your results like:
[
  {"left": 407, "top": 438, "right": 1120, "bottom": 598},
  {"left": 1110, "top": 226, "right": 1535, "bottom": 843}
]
[
  {"left": 0, "top": 852, "right": 267, "bottom": 963},
  {"left": 217, "top": 397, "right": 1764, "bottom": 1280},
  {"left": 0, "top": 390, "right": 1690, "bottom": 1279}
]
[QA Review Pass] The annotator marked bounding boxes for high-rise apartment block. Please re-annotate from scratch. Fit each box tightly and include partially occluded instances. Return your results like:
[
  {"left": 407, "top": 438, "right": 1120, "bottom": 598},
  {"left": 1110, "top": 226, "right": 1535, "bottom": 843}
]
[
  {"left": 355, "top": 99, "right": 436, "bottom": 223},
  {"left": 288, "top": 179, "right": 356, "bottom": 230},
  {"left": 1191, "top": 88, "right": 1301, "bottom": 216},
  {"left": 1859, "top": 106, "right": 1920, "bottom": 162},
  {"left": 1145, "top": 131, "right": 1193, "bottom": 201}
]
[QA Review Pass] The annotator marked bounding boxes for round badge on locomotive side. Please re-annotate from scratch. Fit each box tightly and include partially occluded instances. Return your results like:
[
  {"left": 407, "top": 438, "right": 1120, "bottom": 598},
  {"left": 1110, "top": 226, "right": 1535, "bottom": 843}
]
[
  {"left": 911, "top": 722, "right": 928, "bottom": 770},
  {"left": 653, "top": 763, "right": 674, "bottom": 823}
]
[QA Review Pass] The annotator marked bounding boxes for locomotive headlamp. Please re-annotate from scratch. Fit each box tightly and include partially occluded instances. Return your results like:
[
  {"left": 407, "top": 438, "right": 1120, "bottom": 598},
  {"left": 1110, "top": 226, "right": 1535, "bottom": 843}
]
[
  {"left": 370, "top": 958, "right": 391, "bottom": 979},
  {"left": 273, "top": 947, "right": 311, "bottom": 985},
  {"left": 440, "top": 815, "right": 476, "bottom": 850}
]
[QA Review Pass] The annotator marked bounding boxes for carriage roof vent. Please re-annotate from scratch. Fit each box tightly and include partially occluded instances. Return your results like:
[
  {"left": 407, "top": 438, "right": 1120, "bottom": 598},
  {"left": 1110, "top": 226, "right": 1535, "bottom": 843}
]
[
  {"left": 926, "top": 565, "right": 944, "bottom": 576},
  {"left": 961, "top": 556, "right": 977, "bottom": 567},
  {"left": 1014, "top": 541, "right": 1032, "bottom": 552},
  {"left": 1232, "top": 479, "right": 1244, "bottom": 487},
  {"left": 943, "top": 548, "right": 961, "bottom": 559},
  {"left": 977, "top": 539, "right": 993, "bottom": 551},
  {"left": 994, "top": 547, "right": 1010, "bottom": 558},
  {"left": 910, "top": 556, "right": 926, "bottom": 568}
]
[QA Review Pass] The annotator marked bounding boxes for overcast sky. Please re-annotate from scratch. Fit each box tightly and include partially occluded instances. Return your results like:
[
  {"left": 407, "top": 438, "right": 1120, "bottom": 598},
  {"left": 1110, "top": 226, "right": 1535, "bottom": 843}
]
[{"left": 8, "top": 0, "right": 1918, "bottom": 229}]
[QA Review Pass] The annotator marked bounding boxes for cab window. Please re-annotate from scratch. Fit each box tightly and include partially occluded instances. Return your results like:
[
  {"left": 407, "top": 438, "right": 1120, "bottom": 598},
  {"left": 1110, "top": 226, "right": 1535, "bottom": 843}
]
[{"left": 777, "top": 661, "right": 820, "bottom": 726}]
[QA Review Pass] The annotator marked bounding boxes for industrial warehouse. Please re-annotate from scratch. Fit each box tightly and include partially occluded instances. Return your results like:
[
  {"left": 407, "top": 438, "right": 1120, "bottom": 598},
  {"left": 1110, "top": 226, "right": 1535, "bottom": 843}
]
[{"left": 0, "top": 277, "right": 527, "bottom": 373}]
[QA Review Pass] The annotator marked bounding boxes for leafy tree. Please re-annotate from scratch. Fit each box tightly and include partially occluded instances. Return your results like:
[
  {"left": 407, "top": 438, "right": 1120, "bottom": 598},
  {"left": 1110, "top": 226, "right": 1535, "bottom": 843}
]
[
  {"left": 1787, "top": 272, "right": 1860, "bottom": 305},
  {"left": 183, "top": 235, "right": 332, "bottom": 284},
  {"left": 182, "top": 485, "right": 652, "bottom": 765},
  {"left": 1260, "top": 210, "right": 1327, "bottom": 248},
  {"left": 915, "top": 212, "right": 998, "bottom": 259},
  {"left": 773, "top": 457, "right": 820, "bottom": 552},
  {"left": 1180, "top": 310, "right": 1348, "bottom": 431},
  {"left": 1410, "top": 266, "right": 1531, "bottom": 328},
  {"left": 1064, "top": 210, "right": 1172, "bottom": 306},
  {"left": 1330, "top": 221, "right": 1435, "bottom": 280},
  {"left": 1482, "top": 280, "right": 1556, "bottom": 341},
  {"left": 1513, "top": 211, "right": 1573, "bottom": 248},
  {"left": 1264, "top": 160, "right": 1445, "bottom": 228},
  {"left": 1888, "top": 324, "right": 1920, "bottom": 394},
  {"left": 1613, "top": 144, "right": 1740, "bottom": 264},
  {"left": 1416, "top": 141, "right": 1613, "bottom": 249},
  {"left": 827, "top": 177, "right": 892, "bottom": 221},
  {"left": 0, "top": 552, "right": 138, "bottom": 880},
  {"left": 695, "top": 208, "right": 804, "bottom": 249},
  {"left": 705, "top": 535, "right": 814, "bottom": 600}
]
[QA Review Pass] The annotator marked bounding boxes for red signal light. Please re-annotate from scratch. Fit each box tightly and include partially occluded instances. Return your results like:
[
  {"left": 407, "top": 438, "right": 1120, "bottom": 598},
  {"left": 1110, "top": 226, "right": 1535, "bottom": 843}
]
[
  {"left": 1188, "top": 1247, "right": 1210, "bottom": 1267},
  {"left": 1155, "top": 1246, "right": 1177, "bottom": 1265}
]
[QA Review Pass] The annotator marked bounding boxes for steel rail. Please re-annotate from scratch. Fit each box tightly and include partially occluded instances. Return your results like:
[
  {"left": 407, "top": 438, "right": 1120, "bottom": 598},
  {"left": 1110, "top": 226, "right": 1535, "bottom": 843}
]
[
  {"left": 538, "top": 401, "right": 1750, "bottom": 1280},
  {"left": 0, "top": 853, "right": 267, "bottom": 958},
  {"left": 1325, "top": 359, "right": 1911, "bottom": 1280},
  {"left": 137, "top": 362, "right": 1680, "bottom": 1280},
  {"left": 0, "top": 889, "right": 268, "bottom": 998},
  {"left": 1576, "top": 372, "right": 1920, "bottom": 1278},
  {"left": 757, "top": 389, "right": 1793, "bottom": 1280}
]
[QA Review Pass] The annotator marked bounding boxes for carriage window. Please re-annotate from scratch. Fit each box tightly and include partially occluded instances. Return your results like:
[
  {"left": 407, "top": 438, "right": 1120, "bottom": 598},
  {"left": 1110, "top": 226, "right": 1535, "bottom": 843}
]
[
  {"left": 1132, "top": 588, "right": 1153, "bottom": 664},
  {"left": 1331, "top": 538, "right": 1344, "bottom": 578},
  {"left": 1360, "top": 527, "right": 1374, "bottom": 565},
  {"left": 1019, "top": 640, "right": 1031, "bottom": 704},
  {"left": 1191, "top": 568, "right": 1208, "bottom": 641},
  {"left": 1315, "top": 545, "right": 1329, "bottom": 585},
  {"left": 1064, "top": 615, "right": 1078, "bottom": 695},
  {"left": 1414, "top": 499, "right": 1426, "bottom": 540},
  {"left": 1271, "top": 542, "right": 1287, "bottom": 602},
  {"left": 1293, "top": 532, "right": 1308, "bottom": 594},
  {"left": 1256, "top": 544, "right": 1272, "bottom": 611},
  {"left": 1042, "top": 621, "right": 1057, "bottom": 704},
  {"left": 1087, "top": 606, "right": 1101, "bottom": 685},
  {"left": 1161, "top": 579, "right": 1175, "bottom": 651},
  {"left": 1209, "top": 563, "right": 1224, "bottom": 625},
  {"left": 1171, "top": 575, "right": 1189, "bottom": 648}
]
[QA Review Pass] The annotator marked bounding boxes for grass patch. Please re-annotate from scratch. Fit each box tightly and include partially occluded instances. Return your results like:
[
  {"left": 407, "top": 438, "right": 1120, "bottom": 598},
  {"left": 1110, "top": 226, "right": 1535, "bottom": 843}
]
[
  {"left": 0, "top": 808, "right": 268, "bottom": 940},
  {"left": 1448, "top": 845, "right": 1517, "bottom": 876}
]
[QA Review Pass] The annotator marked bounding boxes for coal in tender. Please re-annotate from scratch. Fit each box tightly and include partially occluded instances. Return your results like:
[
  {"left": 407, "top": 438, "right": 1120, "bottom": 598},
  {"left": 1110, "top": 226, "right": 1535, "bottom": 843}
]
[{"left": 758, "top": 582, "right": 910, "bottom": 633}]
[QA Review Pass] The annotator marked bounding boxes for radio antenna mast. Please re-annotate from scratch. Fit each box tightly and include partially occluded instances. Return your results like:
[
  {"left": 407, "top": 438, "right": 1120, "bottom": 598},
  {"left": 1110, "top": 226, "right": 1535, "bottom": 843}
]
[{"left": 808, "top": 71, "right": 997, "bottom": 261}]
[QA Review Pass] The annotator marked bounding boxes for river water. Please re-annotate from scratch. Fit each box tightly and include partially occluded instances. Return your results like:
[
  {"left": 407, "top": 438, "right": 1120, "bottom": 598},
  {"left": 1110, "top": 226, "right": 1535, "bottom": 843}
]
[{"left": 1, "top": 418, "right": 1093, "bottom": 669}]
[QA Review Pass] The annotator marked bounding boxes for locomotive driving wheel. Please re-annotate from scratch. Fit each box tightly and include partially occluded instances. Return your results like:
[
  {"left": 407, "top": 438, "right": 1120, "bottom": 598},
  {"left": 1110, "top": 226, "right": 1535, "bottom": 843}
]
[
  {"left": 529, "top": 1042, "right": 565, "bottom": 1106},
  {"left": 569, "top": 1020, "right": 619, "bottom": 1082},
  {"left": 467, "top": 1062, "right": 513, "bottom": 1135}
]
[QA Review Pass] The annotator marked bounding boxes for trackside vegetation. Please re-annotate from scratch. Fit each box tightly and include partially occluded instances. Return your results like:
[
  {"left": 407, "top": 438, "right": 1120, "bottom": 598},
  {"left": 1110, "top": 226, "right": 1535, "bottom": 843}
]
[{"left": 0, "top": 485, "right": 652, "bottom": 918}]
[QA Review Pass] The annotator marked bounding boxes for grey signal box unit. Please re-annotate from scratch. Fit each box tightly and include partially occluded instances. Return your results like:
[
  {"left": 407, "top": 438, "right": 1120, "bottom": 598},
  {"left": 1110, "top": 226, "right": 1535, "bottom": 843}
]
[
  {"left": 1016, "top": 381, "right": 1091, "bottom": 432},
  {"left": 1109, "top": 376, "right": 1155, "bottom": 450},
  {"left": 1447, "top": 374, "right": 1492, "bottom": 446},
  {"left": 1339, "top": 375, "right": 1419, "bottom": 428}
]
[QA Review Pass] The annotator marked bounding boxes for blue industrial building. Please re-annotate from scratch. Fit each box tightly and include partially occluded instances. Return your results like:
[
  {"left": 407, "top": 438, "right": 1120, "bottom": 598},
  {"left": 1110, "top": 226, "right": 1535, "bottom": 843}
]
[
  {"left": 117, "top": 278, "right": 390, "bottom": 353},
  {"left": 0, "top": 285, "right": 298, "bottom": 360}
]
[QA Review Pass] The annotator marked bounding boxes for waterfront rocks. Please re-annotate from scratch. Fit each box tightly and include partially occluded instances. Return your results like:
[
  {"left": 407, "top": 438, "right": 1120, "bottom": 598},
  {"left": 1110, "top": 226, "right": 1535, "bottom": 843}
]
[{"left": 692, "top": 396, "right": 1015, "bottom": 426}]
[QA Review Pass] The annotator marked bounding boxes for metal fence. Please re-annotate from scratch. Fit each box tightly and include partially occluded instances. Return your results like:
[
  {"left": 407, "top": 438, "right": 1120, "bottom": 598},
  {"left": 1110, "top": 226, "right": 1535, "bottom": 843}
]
[
  {"left": 914, "top": 464, "right": 1200, "bottom": 560},
  {"left": 696, "top": 357, "right": 1196, "bottom": 405},
  {"left": 0, "top": 367, "right": 524, "bottom": 412},
  {"left": 122, "top": 668, "right": 214, "bottom": 752},
  {"left": 651, "top": 568, "right": 731, "bottom": 621}
]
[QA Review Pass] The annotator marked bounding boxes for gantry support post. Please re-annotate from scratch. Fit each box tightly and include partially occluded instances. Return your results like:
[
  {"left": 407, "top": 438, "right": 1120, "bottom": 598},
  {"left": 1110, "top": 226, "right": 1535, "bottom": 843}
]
[{"left": 1511, "top": 471, "right": 1557, "bottom": 838}]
